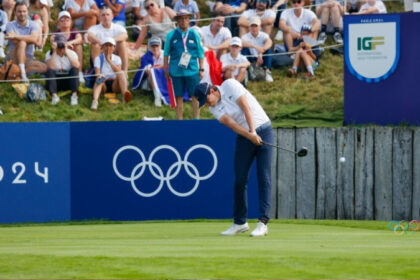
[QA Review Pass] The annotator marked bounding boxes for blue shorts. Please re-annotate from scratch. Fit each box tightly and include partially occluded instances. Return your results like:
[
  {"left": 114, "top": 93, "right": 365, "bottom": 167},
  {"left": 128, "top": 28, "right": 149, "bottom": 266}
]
[{"left": 171, "top": 75, "right": 199, "bottom": 98}]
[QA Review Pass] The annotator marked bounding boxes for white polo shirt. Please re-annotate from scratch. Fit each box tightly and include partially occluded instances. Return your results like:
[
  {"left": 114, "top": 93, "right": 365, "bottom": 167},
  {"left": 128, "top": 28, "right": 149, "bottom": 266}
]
[
  {"left": 45, "top": 49, "right": 78, "bottom": 73},
  {"left": 241, "top": 9, "right": 276, "bottom": 20},
  {"left": 359, "top": 0, "right": 387, "bottom": 13},
  {"left": 241, "top": 31, "right": 270, "bottom": 57},
  {"left": 201, "top": 24, "right": 232, "bottom": 48},
  {"left": 94, "top": 54, "right": 122, "bottom": 79},
  {"left": 209, "top": 79, "right": 269, "bottom": 130},
  {"left": 280, "top": 8, "right": 317, "bottom": 33},
  {"left": 220, "top": 52, "right": 249, "bottom": 76},
  {"left": 87, "top": 23, "right": 127, "bottom": 42}
]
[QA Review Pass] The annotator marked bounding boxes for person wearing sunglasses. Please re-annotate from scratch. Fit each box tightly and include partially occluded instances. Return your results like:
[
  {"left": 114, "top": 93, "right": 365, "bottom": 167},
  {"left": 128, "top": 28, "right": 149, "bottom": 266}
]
[
  {"left": 238, "top": 0, "right": 275, "bottom": 37},
  {"left": 278, "top": 0, "right": 320, "bottom": 52},
  {"left": 132, "top": 0, "right": 176, "bottom": 50}
]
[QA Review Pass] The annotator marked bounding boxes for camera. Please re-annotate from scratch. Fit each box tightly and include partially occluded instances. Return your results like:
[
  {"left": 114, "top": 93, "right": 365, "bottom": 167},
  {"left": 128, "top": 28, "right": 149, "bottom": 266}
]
[{"left": 57, "top": 42, "right": 65, "bottom": 49}]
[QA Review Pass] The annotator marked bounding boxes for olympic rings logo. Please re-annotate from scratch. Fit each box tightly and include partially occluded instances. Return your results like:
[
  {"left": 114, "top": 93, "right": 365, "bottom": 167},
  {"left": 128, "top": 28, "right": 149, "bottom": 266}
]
[
  {"left": 388, "top": 220, "right": 420, "bottom": 235},
  {"left": 112, "top": 144, "right": 218, "bottom": 197}
]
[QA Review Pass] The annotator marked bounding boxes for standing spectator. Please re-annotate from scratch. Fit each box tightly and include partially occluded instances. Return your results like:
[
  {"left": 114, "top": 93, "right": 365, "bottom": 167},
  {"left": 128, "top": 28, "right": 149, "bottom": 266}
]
[
  {"left": 28, "top": 0, "right": 48, "bottom": 48},
  {"left": 238, "top": 0, "right": 275, "bottom": 37},
  {"left": 0, "top": 6, "right": 9, "bottom": 58},
  {"left": 357, "top": 0, "right": 387, "bottom": 13},
  {"left": 87, "top": 6, "right": 128, "bottom": 75},
  {"left": 316, "top": 0, "right": 344, "bottom": 44},
  {"left": 173, "top": 0, "right": 200, "bottom": 26},
  {"left": 1, "top": 0, "right": 15, "bottom": 21},
  {"left": 52, "top": 11, "right": 85, "bottom": 83},
  {"left": 91, "top": 37, "right": 132, "bottom": 110},
  {"left": 132, "top": 0, "right": 176, "bottom": 49},
  {"left": 63, "top": 0, "right": 99, "bottom": 32},
  {"left": 163, "top": 10, "right": 204, "bottom": 120},
  {"left": 213, "top": 0, "right": 247, "bottom": 37},
  {"left": 200, "top": 13, "right": 232, "bottom": 60},
  {"left": 5, "top": 2, "right": 47, "bottom": 82},
  {"left": 241, "top": 17, "right": 273, "bottom": 82},
  {"left": 220, "top": 36, "right": 250, "bottom": 86},
  {"left": 45, "top": 34, "right": 80, "bottom": 106},
  {"left": 279, "top": 0, "right": 320, "bottom": 52}
]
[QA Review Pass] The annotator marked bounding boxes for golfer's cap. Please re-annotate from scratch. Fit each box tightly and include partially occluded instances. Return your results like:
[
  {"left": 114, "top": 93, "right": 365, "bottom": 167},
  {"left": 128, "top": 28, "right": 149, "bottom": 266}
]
[
  {"left": 102, "top": 37, "right": 116, "bottom": 46},
  {"left": 174, "top": 9, "right": 193, "bottom": 19},
  {"left": 194, "top": 83, "right": 211, "bottom": 107},
  {"left": 148, "top": 36, "right": 162, "bottom": 46},
  {"left": 230, "top": 37, "right": 242, "bottom": 47},
  {"left": 301, "top": 24, "right": 312, "bottom": 33},
  {"left": 58, "top": 11, "right": 71, "bottom": 20},
  {"left": 249, "top": 17, "right": 261, "bottom": 26}
]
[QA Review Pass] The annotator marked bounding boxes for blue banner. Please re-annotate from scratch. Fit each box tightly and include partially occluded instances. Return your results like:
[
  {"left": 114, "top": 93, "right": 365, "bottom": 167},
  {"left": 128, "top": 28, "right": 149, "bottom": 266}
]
[
  {"left": 0, "top": 122, "right": 71, "bottom": 223},
  {"left": 344, "top": 13, "right": 420, "bottom": 125}
]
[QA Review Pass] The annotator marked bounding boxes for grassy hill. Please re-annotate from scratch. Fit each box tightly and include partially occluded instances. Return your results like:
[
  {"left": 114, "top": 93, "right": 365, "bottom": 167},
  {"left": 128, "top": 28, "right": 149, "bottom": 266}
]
[{"left": 0, "top": 1, "right": 404, "bottom": 127}]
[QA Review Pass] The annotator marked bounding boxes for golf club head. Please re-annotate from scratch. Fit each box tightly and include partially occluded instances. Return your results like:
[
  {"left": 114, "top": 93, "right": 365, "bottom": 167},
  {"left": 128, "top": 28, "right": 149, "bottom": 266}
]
[{"left": 297, "top": 147, "right": 308, "bottom": 157}]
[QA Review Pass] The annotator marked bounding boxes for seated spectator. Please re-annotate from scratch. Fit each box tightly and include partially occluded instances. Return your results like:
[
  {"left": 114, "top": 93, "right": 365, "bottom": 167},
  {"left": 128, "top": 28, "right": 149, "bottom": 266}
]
[
  {"left": 238, "top": 0, "right": 275, "bottom": 37},
  {"left": 91, "top": 37, "right": 132, "bottom": 110},
  {"left": 5, "top": 1, "right": 47, "bottom": 82},
  {"left": 132, "top": 36, "right": 166, "bottom": 107},
  {"left": 0, "top": 6, "right": 9, "bottom": 58},
  {"left": 270, "top": 0, "right": 288, "bottom": 37},
  {"left": 132, "top": 0, "right": 176, "bottom": 49},
  {"left": 63, "top": 0, "right": 99, "bottom": 32},
  {"left": 316, "top": 0, "right": 344, "bottom": 44},
  {"left": 346, "top": 0, "right": 365, "bottom": 13},
  {"left": 130, "top": 0, "right": 165, "bottom": 40},
  {"left": 241, "top": 17, "right": 273, "bottom": 82},
  {"left": 286, "top": 24, "right": 318, "bottom": 79},
  {"left": 51, "top": 11, "right": 85, "bottom": 83},
  {"left": 87, "top": 6, "right": 128, "bottom": 75},
  {"left": 279, "top": 0, "right": 320, "bottom": 52},
  {"left": 45, "top": 34, "right": 80, "bottom": 106},
  {"left": 28, "top": 0, "right": 48, "bottom": 48},
  {"left": 94, "top": 0, "right": 126, "bottom": 26},
  {"left": 173, "top": 0, "right": 200, "bottom": 26},
  {"left": 356, "top": 0, "right": 387, "bottom": 13},
  {"left": 200, "top": 13, "right": 232, "bottom": 60},
  {"left": 1, "top": 0, "right": 15, "bottom": 21},
  {"left": 220, "top": 36, "right": 250, "bottom": 86},
  {"left": 213, "top": 0, "right": 247, "bottom": 37}
]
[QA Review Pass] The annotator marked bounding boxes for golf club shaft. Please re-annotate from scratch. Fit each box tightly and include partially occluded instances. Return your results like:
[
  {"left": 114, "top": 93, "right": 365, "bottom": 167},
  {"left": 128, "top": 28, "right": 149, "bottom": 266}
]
[{"left": 262, "top": 142, "right": 298, "bottom": 154}]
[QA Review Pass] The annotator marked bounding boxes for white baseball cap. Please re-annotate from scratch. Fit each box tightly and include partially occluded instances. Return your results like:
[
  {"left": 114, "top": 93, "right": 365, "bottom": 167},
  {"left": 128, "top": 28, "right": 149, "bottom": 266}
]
[
  {"left": 230, "top": 37, "right": 242, "bottom": 47},
  {"left": 249, "top": 16, "right": 261, "bottom": 26},
  {"left": 58, "top": 11, "right": 71, "bottom": 20},
  {"left": 102, "top": 37, "right": 116, "bottom": 46}
]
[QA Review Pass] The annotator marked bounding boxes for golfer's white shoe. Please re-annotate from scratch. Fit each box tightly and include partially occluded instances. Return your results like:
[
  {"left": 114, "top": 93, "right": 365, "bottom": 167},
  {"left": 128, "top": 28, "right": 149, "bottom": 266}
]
[
  {"left": 250, "top": 222, "right": 268, "bottom": 237},
  {"left": 221, "top": 223, "right": 249, "bottom": 236}
]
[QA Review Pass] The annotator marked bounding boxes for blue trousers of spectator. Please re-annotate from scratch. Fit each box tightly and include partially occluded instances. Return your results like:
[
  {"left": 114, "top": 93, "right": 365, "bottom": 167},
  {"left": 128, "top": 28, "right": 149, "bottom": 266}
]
[
  {"left": 224, "top": 13, "right": 240, "bottom": 37},
  {"left": 241, "top": 48, "right": 272, "bottom": 69},
  {"left": 233, "top": 121, "right": 273, "bottom": 225}
]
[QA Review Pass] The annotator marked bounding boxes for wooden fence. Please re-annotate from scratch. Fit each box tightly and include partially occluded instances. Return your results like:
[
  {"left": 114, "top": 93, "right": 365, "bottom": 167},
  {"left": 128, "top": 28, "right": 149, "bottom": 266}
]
[{"left": 269, "top": 127, "right": 420, "bottom": 221}]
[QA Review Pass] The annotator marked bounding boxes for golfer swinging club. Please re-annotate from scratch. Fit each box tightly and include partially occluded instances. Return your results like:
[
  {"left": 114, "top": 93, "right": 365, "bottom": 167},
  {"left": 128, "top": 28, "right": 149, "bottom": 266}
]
[{"left": 194, "top": 79, "right": 273, "bottom": 237}]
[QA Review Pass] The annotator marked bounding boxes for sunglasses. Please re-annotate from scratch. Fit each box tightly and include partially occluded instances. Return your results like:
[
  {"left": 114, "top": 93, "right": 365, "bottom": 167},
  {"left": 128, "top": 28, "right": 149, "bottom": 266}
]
[
  {"left": 145, "top": 3, "right": 154, "bottom": 10},
  {"left": 292, "top": 0, "right": 302, "bottom": 3}
]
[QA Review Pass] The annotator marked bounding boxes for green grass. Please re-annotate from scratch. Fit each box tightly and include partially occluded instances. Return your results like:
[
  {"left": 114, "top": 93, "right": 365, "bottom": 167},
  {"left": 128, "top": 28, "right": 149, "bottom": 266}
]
[
  {"left": 0, "top": 219, "right": 419, "bottom": 279},
  {"left": 0, "top": 2, "right": 405, "bottom": 127}
]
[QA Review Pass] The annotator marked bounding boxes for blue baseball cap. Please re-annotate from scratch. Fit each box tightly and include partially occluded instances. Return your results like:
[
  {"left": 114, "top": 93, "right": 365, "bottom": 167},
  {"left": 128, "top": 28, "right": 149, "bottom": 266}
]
[{"left": 194, "top": 83, "right": 211, "bottom": 107}]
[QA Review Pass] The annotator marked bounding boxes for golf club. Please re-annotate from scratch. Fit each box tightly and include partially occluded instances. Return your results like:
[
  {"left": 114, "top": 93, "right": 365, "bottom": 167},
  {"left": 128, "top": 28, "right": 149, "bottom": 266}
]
[{"left": 262, "top": 142, "right": 308, "bottom": 157}]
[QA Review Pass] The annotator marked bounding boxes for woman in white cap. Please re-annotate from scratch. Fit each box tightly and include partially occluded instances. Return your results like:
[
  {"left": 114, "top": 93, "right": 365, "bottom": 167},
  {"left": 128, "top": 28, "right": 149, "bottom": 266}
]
[
  {"left": 28, "top": 0, "right": 48, "bottom": 48},
  {"left": 91, "top": 37, "right": 132, "bottom": 110}
]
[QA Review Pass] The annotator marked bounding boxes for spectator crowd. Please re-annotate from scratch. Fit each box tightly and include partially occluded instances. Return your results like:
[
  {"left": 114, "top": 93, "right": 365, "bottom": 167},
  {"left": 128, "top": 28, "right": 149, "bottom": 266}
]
[{"left": 0, "top": 0, "right": 392, "bottom": 116}]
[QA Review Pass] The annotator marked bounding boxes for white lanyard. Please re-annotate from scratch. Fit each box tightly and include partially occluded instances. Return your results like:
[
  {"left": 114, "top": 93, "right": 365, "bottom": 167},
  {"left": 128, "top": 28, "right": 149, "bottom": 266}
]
[{"left": 182, "top": 29, "right": 189, "bottom": 52}]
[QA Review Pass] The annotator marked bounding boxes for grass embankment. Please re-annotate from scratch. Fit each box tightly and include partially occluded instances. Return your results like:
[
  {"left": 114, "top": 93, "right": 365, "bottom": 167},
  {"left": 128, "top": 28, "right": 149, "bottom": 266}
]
[
  {"left": 0, "top": 1, "right": 404, "bottom": 126},
  {"left": 0, "top": 219, "right": 419, "bottom": 279}
]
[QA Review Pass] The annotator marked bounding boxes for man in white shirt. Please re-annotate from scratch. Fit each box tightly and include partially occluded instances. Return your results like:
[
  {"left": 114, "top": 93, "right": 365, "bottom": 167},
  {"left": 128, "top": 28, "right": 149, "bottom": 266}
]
[
  {"left": 194, "top": 80, "right": 274, "bottom": 237},
  {"left": 238, "top": 0, "right": 276, "bottom": 37},
  {"left": 90, "top": 37, "right": 132, "bottom": 110},
  {"left": 45, "top": 34, "right": 80, "bottom": 106},
  {"left": 241, "top": 17, "right": 273, "bottom": 82},
  {"left": 279, "top": 0, "right": 320, "bottom": 51},
  {"left": 220, "top": 36, "right": 250, "bottom": 85},
  {"left": 87, "top": 6, "right": 128, "bottom": 75},
  {"left": 200, "top": 13, "right": 232, "bottom": 59}
]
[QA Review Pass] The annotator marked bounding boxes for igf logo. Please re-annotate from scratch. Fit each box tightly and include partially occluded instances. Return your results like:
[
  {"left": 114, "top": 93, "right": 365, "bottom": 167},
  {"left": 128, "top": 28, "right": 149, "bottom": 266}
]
[{"left": 357, "top": 37, "right": 384, "bottom": 50}]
